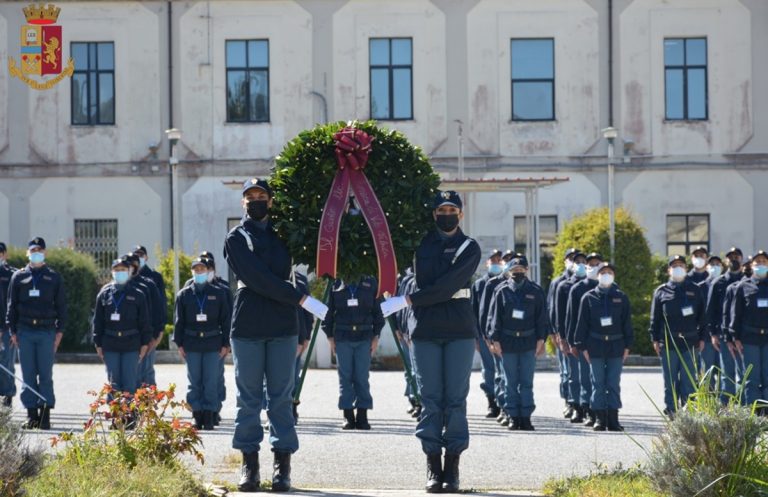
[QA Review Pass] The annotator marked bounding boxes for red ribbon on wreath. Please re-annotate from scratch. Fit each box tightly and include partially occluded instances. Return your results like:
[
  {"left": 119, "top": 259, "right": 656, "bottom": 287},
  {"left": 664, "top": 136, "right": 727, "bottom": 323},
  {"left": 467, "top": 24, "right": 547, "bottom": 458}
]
[{"left": 316, "top": 127, "right": 398, "bottom": 297}]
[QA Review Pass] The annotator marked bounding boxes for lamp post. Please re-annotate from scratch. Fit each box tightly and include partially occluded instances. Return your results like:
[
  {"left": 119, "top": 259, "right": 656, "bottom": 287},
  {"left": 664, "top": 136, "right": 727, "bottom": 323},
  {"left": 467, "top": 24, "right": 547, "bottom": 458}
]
[
  {"left": 602, "top": 126, "right": 618, "bottom": 265},
  {"left": 165, "top": 127, "right": 182, "bottom": 295}
]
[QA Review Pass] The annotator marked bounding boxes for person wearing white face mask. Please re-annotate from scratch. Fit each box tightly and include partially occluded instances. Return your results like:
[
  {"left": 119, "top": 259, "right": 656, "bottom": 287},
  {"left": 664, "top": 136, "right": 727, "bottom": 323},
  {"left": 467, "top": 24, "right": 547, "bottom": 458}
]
[
  {"left": 572, "top": 263, "right": 632, "bottom": 431},
  {"left": 688, "top": 246, "right": 710, "bottom": 285},
  {"left": 649, "top": 255, "right": 707, "bottom": 419}
]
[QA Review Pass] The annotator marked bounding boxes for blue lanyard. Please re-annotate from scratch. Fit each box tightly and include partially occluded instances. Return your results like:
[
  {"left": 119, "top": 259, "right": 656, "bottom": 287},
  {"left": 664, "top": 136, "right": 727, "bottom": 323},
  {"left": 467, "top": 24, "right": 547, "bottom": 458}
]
[
  {"left": 30, "top": 272, "right": 41, "bottom": 289},
  {"left": 194, "top": 291, "right": 207, "bottom": 314},
  {"left": 112, "top": 289, "right": 126, "bottom": 312},
  {"left": 348, "top": 285, "right": 357, "bottom": 299},
  {"left": 508, "top": 286, "right": 521, "bottom": 307}
]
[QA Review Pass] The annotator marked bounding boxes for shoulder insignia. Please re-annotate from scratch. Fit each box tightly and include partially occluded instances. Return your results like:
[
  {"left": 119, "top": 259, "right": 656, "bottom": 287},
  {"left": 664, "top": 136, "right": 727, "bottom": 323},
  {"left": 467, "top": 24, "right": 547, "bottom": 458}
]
[
  {"left": 208, "top": 295, "right": 217, "bottom": 300},
  {"left": 126, "top": 296, "right": 136, "bottom": 301},
  {"left": 525, "top": 294, "right": 535, "bottom": 300},
  {"left": 43, "top": 276, "right": 52, "bottom": 281},
  {"left": 613, "top": 298, "right": 623, "bottom": 303}
]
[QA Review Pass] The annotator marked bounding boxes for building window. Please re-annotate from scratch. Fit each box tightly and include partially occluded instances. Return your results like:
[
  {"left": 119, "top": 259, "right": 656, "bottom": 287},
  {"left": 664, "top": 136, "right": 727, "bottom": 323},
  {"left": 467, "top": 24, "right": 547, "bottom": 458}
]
[
  {"left": 511, "top": 39, "right": 554, "bottom": 121},
  {"left": 664, "top": 38, "right": 707, "bottom": 120},
  {"left": 226, "top": 40, "right": 269, "bottom": 123},
  {"left": 514, "top": 215, "right": 558, "bottom": 255},
  {"left": 71, "top": 42, "right": 115, "bottom": 125},
  {"left": 369, "top": 38, "right": 413, "bottom": 121},
  {"left": 74, "top": 219, "right": 118, "bottom": 279},
  {"left": 666, "top": 214, "right": 709, "bottom": 256}
]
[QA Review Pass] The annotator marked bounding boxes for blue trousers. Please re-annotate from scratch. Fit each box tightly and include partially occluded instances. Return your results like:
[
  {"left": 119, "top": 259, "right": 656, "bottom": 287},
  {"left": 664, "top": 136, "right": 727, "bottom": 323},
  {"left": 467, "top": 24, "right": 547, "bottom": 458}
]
[
  {"left": 742, "top": 343, "right": 768, "bottom": 407},
  {"left": 566, "top": 354, "right": 581, "bottom": 405},
  {"left": 231, "top": 336, "right": 298, "bottom": 454},
  {"left": 412, "top": 338, "right": 474, "bottom": 455},
  {"left": 500, "top": 351, "right": 536, "bottom": 417},
  {"left": 218, "top": 355, "right": 227, "bottom": 408},
  {"left": 186, "top": 351, "right": 221, "bottom": 412},
  {"left": 103, "top": 350, "right": 139, "bottom": 393},
  {"left": 720, "top": 344, "right": 744, "bottom": 402},
  {"left": 399, "top": 336, "right": 413, "bottom": 399},
  {"left": 700, "top": 340, "right": 718, "bottom": 378},
  {"left": 0, "top": 331, "right": 17, "bottom": 397},
  {"left": 556, "top": 346, "right": 569, "bottom": 400},
  {"left": 477, "top": 338, "right": 496, "bottom": 399},
  {"left": 660, "top": 344, "right": 697, "bottom": 412},
  {"left": 578, "top": 354, "right": 592, "bottom": 407},
  {"left": 292, "top": 354, "right": 302, "bottom": 398},
  {"left": 589, "top": 356, "right": 623, "bottom": 410},
  {"left": 17, "top": 329, "right": 56, "bottom": 408},
  {"left": 138, "top": 347, "right": 157, "bottom": 387},
  {"left": 335, "top": 339, "right": 373, "bottom": 410},
  {"left": 493, "top": 354, "right": 506, "bottom": 408}
]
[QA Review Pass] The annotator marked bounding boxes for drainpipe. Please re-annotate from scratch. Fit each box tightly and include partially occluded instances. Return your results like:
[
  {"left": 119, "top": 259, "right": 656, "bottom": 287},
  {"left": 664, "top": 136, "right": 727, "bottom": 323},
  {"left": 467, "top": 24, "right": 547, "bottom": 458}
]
[
  {"left": 167, "top": 1, "right": 175, "bottom": 249},
  {"left": 608, "top": 0, "right": 613, "bottom": 126}
]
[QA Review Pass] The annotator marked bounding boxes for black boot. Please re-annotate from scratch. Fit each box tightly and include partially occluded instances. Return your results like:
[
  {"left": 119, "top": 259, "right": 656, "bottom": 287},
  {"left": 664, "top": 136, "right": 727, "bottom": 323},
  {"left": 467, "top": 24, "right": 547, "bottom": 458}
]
[
  {"left": 237, "top": 451, "right": 260, "bottom": 492},
  {"left": 570, "top": 405, "right": 584, "bottom": 423},
  {"left": 271, "top": 451, "right": 292, "bottom": 492},
  {"left": 563, "top": 403, "right": 575, "bottom": 419},
  {"left": 342, "top": 409, "right": 356, "bottom": 430},
  {"left": 214, "top": 410, "right": 221, "bottom": 426},
  {"left": 203, "top": 410, "right": 214, "bottom": 431},
  {"left": 425, "top": 453, "right": 443, "bottom": 493},
  {"left": 355, "top": 408, "right": 371, "bottom": 430},
  {"left": 38, "top": 407, "right": 51, "bottom": 430},
  {"left": 407, "top": 398, "right": 417, "bottom": 415},
  {"left": 485, "top": 395, "right": 500, "bottom": 418},
  {"left": 500, "top": 414, "right": 511, "bottom": 427},
  {"left": 584, "top": 408, "right": 596, "bottom": 427},
  {"left": 22, "top": 408, "right": 39, "bottom": 429},
  {"left": 593, "top": 410, "right": 607, "bottom": 432},
  {"left": 292, "top": 402, "right": 299, "bottom": 425},
  {"left": 411, "top": 404, "right": 422, "bottom": 419},
  {"left": 496, "top": 411, "right": 506, "bottom": 423},
  {"left": 442, "top": 453, "right": 461, "bottom": 493},
  {"left": 193, "top": 411, "right": 204, "bottom": 430},
  {"left": 519, "top": 417, "right": 535, "bottom": 431},
  {"left": 607, "top": 409, "right": 624, "bottom": 432},
  {"left": 508, "top": 416, "right": 521, "bottom": 431}
]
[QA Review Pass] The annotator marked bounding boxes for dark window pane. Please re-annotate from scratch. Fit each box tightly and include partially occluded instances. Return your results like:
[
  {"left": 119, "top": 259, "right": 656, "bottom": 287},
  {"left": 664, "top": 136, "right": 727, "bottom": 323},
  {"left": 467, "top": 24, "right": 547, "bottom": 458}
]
[
  {"left": 97, "top": 43, "right": 113, "bottom": 70},
  {"left": 511, "top": 39, "right": 553, "bottom": 79},
  {"left": 249, "top": 70, "right": 269, "bottom": 121},
  {"left": 72, "top": 43, "right": 88, "bottom": 70},
  {"left": 666, "top": 215, "right": 686, "bottom": 242},
  {"left": 392, "top": 68, "right": 411, "bottom": 119},
  {"left": 664, "top": 39, "right": 684, "bottom": 66},
  {"left": 226, "top": 40, "right": 246, "bottom": 68},
  {"left": 88, "top": 43, "right": 97, "bottom": 70},
  {"left": 370, "top": 68, "right": 390, "bottom": 119},
  {"left": 514, "top": 217, "right": 527, "bottom": 246},
  {"left": 665, "top": 69, "right": 684, "bottom": 119},
  {"left": 540, "top": 216, "right": 558, "bottom": 246},
  {"left": 369, "top": 39, "right": 389, "bottom": 66},
  {"left": 99, "top": 73, "right": 114, "bottom": 123},
  {"left": 226, "top": 70, "right": 248, "bottom": 121},
  {"left": 667, "top": 244, "right": 687, "bottom": 257},
  {"left": 688, "top": 215, "right": 709, "bottom": 242},
  {"left": 248, "top": 40, "right": 268, "bottom": 68},
  {"left": 391, "top": 39, "right": 411, "bottom": 65},
  {"left": 687, "top": 68, "right": 706, "bottom": 119},
  {"left": 72, "top": 73, "right": 88, "bottom": 123},
  {"left": 686, "top": 39, "right": 706, "bottom": 65},
  {"left": 89, "top": 72, "right": 98, "bottom": 122},
  {"left": 512, "top": 81, "right": 553, "bottom": 120}
]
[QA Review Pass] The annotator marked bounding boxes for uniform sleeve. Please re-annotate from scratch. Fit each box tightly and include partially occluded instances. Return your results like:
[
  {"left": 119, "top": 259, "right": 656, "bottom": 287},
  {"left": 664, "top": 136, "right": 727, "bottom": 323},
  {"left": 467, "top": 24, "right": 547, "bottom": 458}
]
[
  {"left": 695, "top": 284, "right": 707, "bottom": 340},
  {"left": 153, "top": 270, "right": 168, "bottom": 326},
  {"left": 705, "top": 280, "right": 723, "bottom": 337},
  {"left": 721, "top": 289, "right": 735, "bottom": 340},
  {"left": 5, "top": 272, "right": 18, "bottom": 335},
  {"left": 137, "top": 291, "right": 151, "bottom": 346},
  {"left": 535, "top": 290, "right": 549, "bottom": 340},
  {"left": 54, "top": 273, "right": 67, "bottom": 332},
  {"left": 409, "top": 241, "right": 481, "bottom": 307},
  {"left": 649, "top": 289, "right": 663, "bottom": 343},
  {"left": 471, "top": 279, "right": 484, "bottom": 321},
  {"left": 554, "top": 284, "right": 569, "bottom": 339},
  {"left": 218, "top": 289, "right": 232, "bottom": 349},
  {"left": 372, "top": 291, "right": 385, "bottom": 337},
  {"left": 729, "top": 286, "right": 745, "bottom": 341},
  {"left": 92, "top": 290, "right": 105, "bottom": 347},
  {"left": 321, "top": 292, "right": 336, "bottom": 338},
  {"left": 573, "top": 295, "right": 590, "bottom": 348},
  {"left": 487, "top": 288, "right": 504, "bottom": 342},
  {"left": 547, "top": 278, "right": 560, "bottom": 334},
  {"left": 172, "top": 292, "right": 185, "bottom": 347},
  {"left": 622, "top": 294, "right": 634, "bottom": 349},
  {"left": 148, "top": 282, "right": 164, "bottom": 337},
  {"left": 224, "top": 231, "right": 304, "bottom": 306},
  {"left": 564, "top": 286, "right": 579, "bottom": 345}
]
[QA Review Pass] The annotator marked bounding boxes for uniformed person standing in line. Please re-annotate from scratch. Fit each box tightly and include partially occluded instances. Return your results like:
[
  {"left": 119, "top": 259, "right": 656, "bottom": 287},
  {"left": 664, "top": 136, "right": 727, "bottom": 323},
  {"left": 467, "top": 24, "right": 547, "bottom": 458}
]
[
  {"left": 471, "top": 249, "right": 504, "bottom": 418},
  {"left": 92, "top": 258, "right": 151, "bottom": 397},
  {"left": 0, "top": 242, "right": 18, "bottom": 407},
  {"left": 730, "top": 250, "right": 768, "bottom": 410},
  {"left": 225, "top": 178, "right": 328, "bottom": 493},
  {"left": 650, "top": 255, "right": 706, "bottom": 418},
  {"left": 174, "top": 258, "right": 231, "bottom": 431},
  {"left": 698, "top": 254, "right": 722, "bottom": 384},
  {"left": 131, "top": 248, "right": 166, "bottom": 387},
  {"left": 573, "top": 263, "right": 632, "bottom": 432},
  {"left": 322, "top": 275, "right": 384, "bottom": 430},
  {"left": 5, "top": 237, "right": 66, "bottom": 430},
  {"left": 487, "top": 256, "right": 548, "bottom": 431},
  {"left": 721, "top": 255, "right": 753, "bottom": 403},
  {"left": 380, "top": 190, "right": 481, "bottom": 494},
  {"left": 688, "top": 246, "right": 710, "bottom": 284}
]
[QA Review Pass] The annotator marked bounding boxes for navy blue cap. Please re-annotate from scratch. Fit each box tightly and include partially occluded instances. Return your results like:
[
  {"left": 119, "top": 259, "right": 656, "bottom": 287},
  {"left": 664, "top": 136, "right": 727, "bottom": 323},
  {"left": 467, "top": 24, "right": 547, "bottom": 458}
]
[
  {"left": 111, "top": 258, "right": 130, "bottom": 269},
  {"left": 708, "top": 255, "right": 722, "bottom": 264},
  {"left": 133, "top": 245, "right": 148, "bottom": 256},
  {"left": 242, "top": 178, "right": 273, "bottom": 197},
  {"left": 597, "top": 262, "right": 616, "bottom": 273},
  {"left": 726, "top": 247, "right": 743, "bottom": 258},
  {"left": 28, "top": 237, "right": 46, "bottom": 250},
  {"left": 564, "top": 248, "right": 580, "bottom": 260},
  {"left": 508, "top": 256, "right": 529, "bottom": 268},
  {"left": 668, "top": 254, "right": 687, "bottom": 266},
  {"left": 122, "top": 253, "right": 140, "bottom": 266},
  {"left": 572, "top": 251, "right": 587, "bottom": 261},
  {"left": 752, "top": 250, "right": 768, "bottom": 262},
  {"left": 691, "top": 246, "right": 708, "bottom": 256},
  {"left": 0, "top": 242, "right": 6, "bottom": 253},
  {"left": 488, "top": 249, "right": 503, "bottom": 259},
  {"left": 190, "top": 257, "right": 209, "bottom": 269},
  {"left": 501, "top": 250, "right": 516, "bottom": 261},
  {"left": 585, "top": 252, "right": 603, "bottom": 262},
  {"left": 200, "top": 250, "right": 215, "bottom": 261},
  {"left": 433, "top": 190, "right": 463, "bottom": 210}
]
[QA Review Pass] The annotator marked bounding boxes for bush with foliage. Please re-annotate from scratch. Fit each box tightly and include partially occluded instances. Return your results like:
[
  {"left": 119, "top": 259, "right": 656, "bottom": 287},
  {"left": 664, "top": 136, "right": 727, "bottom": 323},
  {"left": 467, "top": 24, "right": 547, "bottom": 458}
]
[
  {"left": 6, "top": 246, "right": 100, "bottom": 352},
  {"left": 552, "top": 208, "right": 655, "bottom": 356},
  {"left": 0, "top": 407, "right": 45, "bottom": 497},
  {"left": 156, "top": 249, "right": 193, "bottom": 349}
]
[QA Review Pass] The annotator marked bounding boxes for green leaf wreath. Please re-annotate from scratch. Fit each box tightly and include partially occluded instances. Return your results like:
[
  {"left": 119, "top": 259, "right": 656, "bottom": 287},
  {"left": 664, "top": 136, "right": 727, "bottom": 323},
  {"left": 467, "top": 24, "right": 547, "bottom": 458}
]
[{"left": 270, "top": 120, "right": 441, "bottom": 282}]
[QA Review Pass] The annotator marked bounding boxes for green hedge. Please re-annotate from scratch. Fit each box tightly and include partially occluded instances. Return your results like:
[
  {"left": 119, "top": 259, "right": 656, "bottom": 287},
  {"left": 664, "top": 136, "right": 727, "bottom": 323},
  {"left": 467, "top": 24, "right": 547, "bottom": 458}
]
[
  {"left": 155, "top": 249, "right": 193, "bottom": 349},
  {"left": 552, "top": 207, "right": 656, "bottom": 356},
  {"left": 6, "top": 246, "right": 100, "bottom": 352}
]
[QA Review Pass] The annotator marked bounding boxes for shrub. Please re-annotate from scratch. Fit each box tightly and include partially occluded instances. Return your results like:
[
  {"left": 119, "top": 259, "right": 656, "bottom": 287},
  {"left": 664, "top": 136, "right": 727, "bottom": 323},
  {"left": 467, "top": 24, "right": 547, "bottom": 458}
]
[
  {"left": 156, "top": 249, "right": 193, "bottom": 349},
  {"left": 543, "top": 466, "right": 660, "bottom": 497},
  {"left": 6, "top": 246, "right": 100, "bottom": 352},
  {"left": 0, "top": 407, "right": 45, "bottom": 497},
  {"left": 552, "top": 207, "right": 655, "bottom": 356}
]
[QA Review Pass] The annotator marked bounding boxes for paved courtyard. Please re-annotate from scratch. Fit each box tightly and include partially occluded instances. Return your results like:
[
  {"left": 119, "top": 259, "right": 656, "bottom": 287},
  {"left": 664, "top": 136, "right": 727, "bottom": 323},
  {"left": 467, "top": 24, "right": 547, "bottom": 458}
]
[{"left": 10, "top": 363, "right": 666, "bottom": 493}]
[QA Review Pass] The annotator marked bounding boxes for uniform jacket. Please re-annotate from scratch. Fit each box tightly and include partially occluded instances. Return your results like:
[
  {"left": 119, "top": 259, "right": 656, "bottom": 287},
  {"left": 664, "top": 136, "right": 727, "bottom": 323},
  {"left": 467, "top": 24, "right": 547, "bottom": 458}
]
[
  {"left": 295, "top": 273, "right": 314, "bottom": 345},
  {"left": 173, "top": 282, "right": 231, "bottom": 352},
  {"left": 92, "top": 282, "right": 151, "bottom": 352},
  {"left": 547, "top": 271, "right": 569, "bottom": 334},
  {"left": 573, "top": 285, "right": 633, "bottom": 358},
  {"left": 135, "top": 274, "right": 164, "bottom": 337},
  {"left": 730, "top": 277, "right": 768, "bottom": 346},
  {"left": 139, "top": 264, "right": 167, "bottom": 326},
  {"left": 322, "top": 277, "right": 384, "bottom": 341},
  {"left": 649, "top": 279, "right": 706, "bottom": 347},
  {"left": 487, "top": 278, "right": 548, "bottom": 353},
  {"left": 706, "top": 271, "right": 744, "bottom": 338},
  {"left": 688, "top": 269, "right": 709, "bottom": 285},
  {"left": 6, "top": 264, "right": 67, "bottom": 334},
  {"left": 720, "top": 277, "right": 747, "bottom": 342},
  {"left": 478, "top": 274, "right": 506, "bottom": 338},
  {"left": 395, "top": 270, "right": 416, "bottom": 336},
  {"left": 471, "top": 274, "right": 491, "bottom": 326},
  {"left": 554, "top": 275, "right": 585, "bottom": 339},
  {"left": 565, "top": 278, "right": 598, "bottom": 346}
]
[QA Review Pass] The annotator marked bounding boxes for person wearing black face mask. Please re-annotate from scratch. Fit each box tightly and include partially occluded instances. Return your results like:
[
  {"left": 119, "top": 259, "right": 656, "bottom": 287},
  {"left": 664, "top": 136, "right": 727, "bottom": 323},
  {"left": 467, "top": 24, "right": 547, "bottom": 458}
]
[
  {"left": 487, "top": 256, "right": 548, "bottom": 431},
  {"left": 225, "top": 178, "right": 329, "bottom": 492},
  {"left": 379, "top": 190, "right": 481, "bottom": 493}
]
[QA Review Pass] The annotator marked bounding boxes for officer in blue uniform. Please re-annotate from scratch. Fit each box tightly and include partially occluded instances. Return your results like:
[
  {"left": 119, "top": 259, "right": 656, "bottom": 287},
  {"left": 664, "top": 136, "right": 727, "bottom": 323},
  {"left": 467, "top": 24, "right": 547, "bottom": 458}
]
[
  {"left": 395, "top": 268, "right": 419, "bottom": 416},
  {"left": 174, "top": 258, "right": 231, "bottom": 431},
  {"left": 730, "top": 250, "right": 768, "bottom": 409},
  {"left": 0, "top": 242, "right": 17, "bottom": 407},
  {"left": 721, "top": 254, "right": 751, "bottom": 404},
  {"left": 547, "top": 247, "right": 580, "bottom": 418},
  {"left": 650, "top": 255, "right": 706, "bottom": 418},
  {"left": 323, "top": 276, "right": 384, "bottom": 430},
  {"left": 6, "top": 237, "right": 67, "bottom": 430},
  {"left": 487, "top": 256, "right": 548, "bottom": 431},
  {"left": 130, "top": 248, "right": 165, "bottom": 387},
  {"left": 707, "top": 247, "right": 745, "bottom": 401},
  {"left": 380, "top": 190, "right": 481, "bottom": 494},
  {"left": 92, "top": 258, "right": 151, "bottom": 397},
  {"left": 697, "top": 254, "right": 722, "bottom": 384},
  {"left": 471, "top": 249, "right": 504, "bottom": 418},
  {"left": 225, "top": 178, "right": 328, "bottom": 493},
  {"left": 573, "top": 263, "right": 632, "bottom": 432},
  {"left": 554, "top": 251, "right": 587, "bottom": 423},
  {"left": 565, "top": 252, "right": 603, "bottom": 426},
  {"left": 688, "top": 246, "right": 710, "bottom": 284}
]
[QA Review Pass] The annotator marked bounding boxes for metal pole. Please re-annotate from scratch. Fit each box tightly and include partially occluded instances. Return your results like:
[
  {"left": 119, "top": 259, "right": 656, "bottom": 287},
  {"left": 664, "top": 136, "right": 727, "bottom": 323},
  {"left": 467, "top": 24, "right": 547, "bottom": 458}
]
[
  {"left": 171, "top": 144, "right": 180, "bottom": 295},
  {"left": 607, "top": 138, "right": 616, "bottom": 265},
  {"left": 456, "top": 120, "right": 464, "bottom": 180},
  {"left": 534, "top": 186, "right": 541, "bottom": 285}
]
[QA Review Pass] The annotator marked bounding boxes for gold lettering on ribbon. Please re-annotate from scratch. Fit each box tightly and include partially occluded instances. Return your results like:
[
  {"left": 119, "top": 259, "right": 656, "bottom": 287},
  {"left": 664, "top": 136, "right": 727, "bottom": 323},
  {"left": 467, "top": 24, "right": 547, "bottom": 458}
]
[{"left": 8, "top": 56, "right": 73, "bottom": 90}]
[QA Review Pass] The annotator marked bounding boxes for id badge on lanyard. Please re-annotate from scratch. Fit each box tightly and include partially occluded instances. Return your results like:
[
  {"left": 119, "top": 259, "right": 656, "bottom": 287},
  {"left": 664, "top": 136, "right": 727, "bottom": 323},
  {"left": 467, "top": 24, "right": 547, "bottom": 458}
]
[
  {"left": 29, "top": 288, "right": 40, "bottom": 297},
  {"left": 682, "top": 306, "right": 694, "bottom": 317},
  {"left": 601, "top": 316, "right": 613, "bottom": 327}
]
